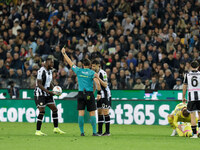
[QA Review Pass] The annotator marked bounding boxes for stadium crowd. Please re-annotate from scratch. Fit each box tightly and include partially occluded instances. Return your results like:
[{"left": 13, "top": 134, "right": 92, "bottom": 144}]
[{"left": 0, "top": 0, "right": 200, "bottom": 90}]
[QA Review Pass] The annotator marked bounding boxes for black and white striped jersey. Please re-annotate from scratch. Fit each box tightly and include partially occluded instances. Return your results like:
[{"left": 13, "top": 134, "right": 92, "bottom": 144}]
[
  {"left": 183, "top": 70, "right": 200, "bottom": 101},
  {"left": 34, "top": 67, "right": 52, "bottom": 96},
  {"left": 98, "top": 69, "right": 111, "bottom": 99}
]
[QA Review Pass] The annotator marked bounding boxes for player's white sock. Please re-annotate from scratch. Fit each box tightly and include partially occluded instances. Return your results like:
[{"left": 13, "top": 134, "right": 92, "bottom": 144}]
[
  {"left": 171, "top": 129, "right": 177, "bottom": 136},
  {"left": 190, "top": 134, "right": 198, "bottom": 138}
]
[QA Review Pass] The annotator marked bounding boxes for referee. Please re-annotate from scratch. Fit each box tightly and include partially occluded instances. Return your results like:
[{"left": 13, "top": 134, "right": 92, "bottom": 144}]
[
  {"left": 61, "top": 47, "right": 101, "bottom": 136},
  {"left": 183, "top": 61, "right": 200, "bottom": 138}
]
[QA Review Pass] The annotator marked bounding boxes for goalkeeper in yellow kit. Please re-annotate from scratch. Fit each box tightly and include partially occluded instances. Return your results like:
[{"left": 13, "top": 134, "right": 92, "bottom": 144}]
[{"left": 168, "top": 102, "right": 197, "bottom": 136}]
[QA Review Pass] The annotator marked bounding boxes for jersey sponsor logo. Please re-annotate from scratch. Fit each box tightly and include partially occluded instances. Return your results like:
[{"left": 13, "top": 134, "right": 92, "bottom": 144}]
[
  {"left": 81, "top": 71, "right": 89, "bottom": 75},
  {"left": 103, "top": 75, "right": 107, "bottom": 80},
  {"left": 79, "top": 75, "right": 89, "bottom": 78}
]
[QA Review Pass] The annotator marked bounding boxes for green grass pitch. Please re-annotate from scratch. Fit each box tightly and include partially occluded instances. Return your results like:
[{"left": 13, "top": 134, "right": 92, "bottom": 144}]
[{"left": 0, "top": 122, "right": 199, "bottom": 150}]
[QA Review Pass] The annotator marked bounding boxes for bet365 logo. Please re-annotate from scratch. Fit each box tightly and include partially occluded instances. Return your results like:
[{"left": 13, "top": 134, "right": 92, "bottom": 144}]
[{"left": 109, "top": 104, "right": 170, "bottom": 125}]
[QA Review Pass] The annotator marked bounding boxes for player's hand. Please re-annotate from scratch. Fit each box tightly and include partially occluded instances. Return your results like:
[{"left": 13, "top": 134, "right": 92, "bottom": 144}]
[
  {"left": 61, "top": 47, "right": 66, "bottom": 55},
  {"left": 97, "top": 94, "right": 101, "bottom": 101},
  {"left": 182, "top": 98, "right": 187, "bottom": 104},
  {"left": 94, "top": 73, "right": 99, "bottom": 78},
  {"left": 49, "top": 91, "right": 56, "bottom": 96}
]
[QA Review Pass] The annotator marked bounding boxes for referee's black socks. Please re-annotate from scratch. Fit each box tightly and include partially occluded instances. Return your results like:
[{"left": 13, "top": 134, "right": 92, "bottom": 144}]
[
  {"left": 37, "top": 112, "right": 45, "bottom": 130},
  {"left": 98, "top": 115, "right": 104, "bottom": 134},
  {"left": 105, "top": 115, "right": 110, "bottom": 133},
  {"left": 192, "top": 126, "right": 197, "bottom": 135},
  {"left": 52, "top": 110, "right": 58, "bottom": 128}
]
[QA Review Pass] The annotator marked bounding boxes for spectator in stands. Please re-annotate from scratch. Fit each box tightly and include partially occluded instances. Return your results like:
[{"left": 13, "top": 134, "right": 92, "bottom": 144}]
[
  {"left": 126, "top": 52, "right": 137, "bottom": 67},
  {"left": 10, "top": 53, "right": 23, "bottom": 70},
  {"left": 28, "top": 38, "right": 37, "bottom": 54},
  {"left": 164, "top": 69, "right": 174, "bottom": 89},
  {"left": 159, "top": 81, "right": 169, "bottom": 90},
  {"left": 36, "top": 38, "right": 51, "bottom": 60},
  {"left": 0, "top": 59, "right": 8, "bottom": 78},
  {"left": 145, "top": 79, "right": 151, "bottom": 89},
  {"left": 0, "top": 0, "right": 199, "bottom": 90},
  {"left": 133, "top": 78, "right": 145, "bottom": 89},
  {"left": 76, "top": 39, "right": 87, "bottom": 52},
  {"left": 8, "top": 80, "right": 19, "bottom": 99},
  {"left": 138, "top": 61, "right": 152, "bottom": 80},
  {"left": 150, "top": 76, "right": 159, "bottom": 90},
  {"left": 111, "top": 79, "right": 118, "bottom": 89},
  {"left": 173, "top": 78, "right": 183, "bottom": 90},
  {"left": 118, "top": 69, "right": 126, "bottom": 89}
]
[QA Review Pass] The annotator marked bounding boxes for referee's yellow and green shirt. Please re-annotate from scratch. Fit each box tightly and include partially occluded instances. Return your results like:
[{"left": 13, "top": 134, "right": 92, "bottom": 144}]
[{"left": 72, "top": 65, "right": 95, "bottom": 92}]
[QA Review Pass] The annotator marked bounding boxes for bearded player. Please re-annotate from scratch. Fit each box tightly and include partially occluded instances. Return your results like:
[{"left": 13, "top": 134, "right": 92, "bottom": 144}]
[{"left": 92, "top": 60, "right": 111, "bottom": 136}]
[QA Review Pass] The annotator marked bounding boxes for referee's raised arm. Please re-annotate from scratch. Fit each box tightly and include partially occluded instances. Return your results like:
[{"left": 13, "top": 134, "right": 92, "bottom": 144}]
[{"left": 61, "top": 47, "right": 74, "bottom": 68}]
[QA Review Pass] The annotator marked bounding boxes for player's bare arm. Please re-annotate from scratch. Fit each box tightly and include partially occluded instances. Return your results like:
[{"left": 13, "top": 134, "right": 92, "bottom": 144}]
[
  {"left": 37, "top": 79, "right": 54, "bottom": 96},
  {"left": 177, "top": 124, "right": 184, "bottom": 133},
  {"left": 93, "top": 77, "right": 101, "bottom": 101},
  {"left": 61, "top": 47, "right": 74, "bottom": 68},
  {"left": 50, "top": 82, "right": 54, "bottom": 89},
  {"left": 182, "top": 84, "right": 187, "bottom": 104}
]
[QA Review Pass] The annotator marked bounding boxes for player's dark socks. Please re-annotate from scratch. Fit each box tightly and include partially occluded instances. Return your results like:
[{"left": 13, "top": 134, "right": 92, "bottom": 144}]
[
  {"left": 105, "top": 115, "right": 110, "bottom": 133},
  {"left": 52, "top": 110, "right": 58, "bottom": 128},
  {"left": 37, "top": 112, "right": 44, "bottom": 130},
  {"left": 198, "top": 120, "right": 200, "bottom": 127},
  {"left": 192, "top": 126, "right": 197, "bottom": 135},
  {"left": 98, "top": 115, "right": 104, "bottom": 134}
]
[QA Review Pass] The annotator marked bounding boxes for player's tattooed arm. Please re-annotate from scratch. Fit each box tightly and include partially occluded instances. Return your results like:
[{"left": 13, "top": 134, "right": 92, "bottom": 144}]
[{"left": 37, "top": 79, "right": 55, "bottom": 96}]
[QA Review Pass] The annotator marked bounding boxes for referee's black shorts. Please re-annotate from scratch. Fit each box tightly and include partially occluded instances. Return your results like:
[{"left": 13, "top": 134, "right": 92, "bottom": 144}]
[
  {"left": 77, "top": 91, "right": 96, "bottom": 112},
  {"left": 187, "top": 101, "right": 200, "bottom": 112}
]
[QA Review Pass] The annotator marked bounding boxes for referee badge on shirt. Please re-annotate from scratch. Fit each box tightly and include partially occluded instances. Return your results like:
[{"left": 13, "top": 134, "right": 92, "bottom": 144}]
[{"left": 87, "top": 96, "right": 90, "bottom": 100}]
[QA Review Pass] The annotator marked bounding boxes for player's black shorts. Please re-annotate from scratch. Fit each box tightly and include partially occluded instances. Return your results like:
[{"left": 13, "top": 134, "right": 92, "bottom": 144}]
[
  {"left": 97, "top": 97, "right": 111, "bottom": 109},
  {"left": 34, "top": 96, "right": 55, "bottom": 107},
  {"left": 187, "top": 101, "right": 200, "bottom": 112},
  {"left": 77, "top": 91, "right": 96, "bottom": 112}
]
